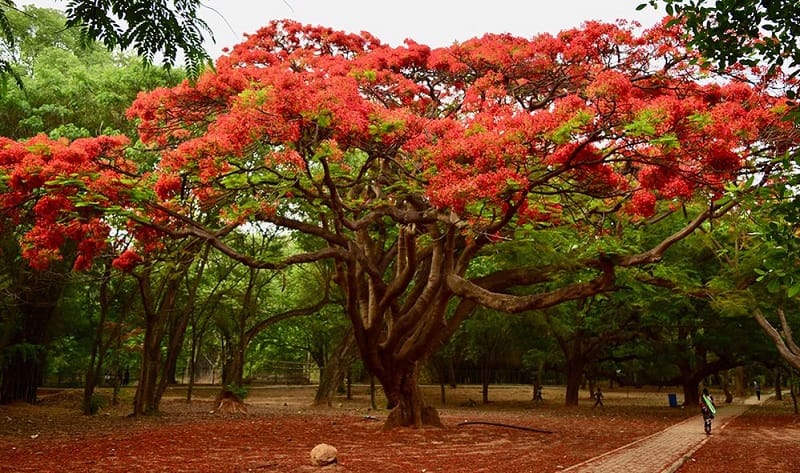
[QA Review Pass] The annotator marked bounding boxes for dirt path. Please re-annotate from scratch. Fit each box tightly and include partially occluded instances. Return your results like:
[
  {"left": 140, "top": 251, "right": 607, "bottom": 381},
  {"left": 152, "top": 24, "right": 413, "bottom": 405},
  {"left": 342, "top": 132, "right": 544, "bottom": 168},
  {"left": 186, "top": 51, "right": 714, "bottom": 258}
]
[{"left": 564, "top": 397, "right": 756, "bottom": 472}]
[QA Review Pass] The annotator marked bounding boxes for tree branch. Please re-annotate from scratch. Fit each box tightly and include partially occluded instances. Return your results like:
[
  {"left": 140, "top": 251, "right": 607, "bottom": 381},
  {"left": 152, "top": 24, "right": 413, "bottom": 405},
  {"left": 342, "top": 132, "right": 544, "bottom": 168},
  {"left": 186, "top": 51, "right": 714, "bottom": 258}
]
[{"left": 753, "top": 308, "right": 800, "bottom": 371}]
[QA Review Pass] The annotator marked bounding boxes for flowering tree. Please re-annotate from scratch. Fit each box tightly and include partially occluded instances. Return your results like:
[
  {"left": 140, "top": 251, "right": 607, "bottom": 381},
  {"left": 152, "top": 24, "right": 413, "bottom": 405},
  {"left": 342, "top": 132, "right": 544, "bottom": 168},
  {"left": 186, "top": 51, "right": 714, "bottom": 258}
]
[
  {"left": 5, "top": 18, "right": 794, "bottom": 425},
  {"left": 0, "top": 134, "right": 130, "bottom": 403},
  {"left": 120, "top": 18, "right": 795, "bottom": 428}
]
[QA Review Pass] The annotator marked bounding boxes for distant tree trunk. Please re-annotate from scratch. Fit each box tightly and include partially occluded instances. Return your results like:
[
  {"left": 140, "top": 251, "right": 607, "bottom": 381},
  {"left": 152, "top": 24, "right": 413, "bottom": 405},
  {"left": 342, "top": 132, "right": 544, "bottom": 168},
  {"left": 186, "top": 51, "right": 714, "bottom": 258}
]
[
  {"left": 735, "top": 366, "right": 747, "bottom": 398},
  {"left": 370, "top": 376, "right": 377, "bottom": 410},
  {"left": 682, "top": 382, "right": 700, "bottom": 408},
  {"left": 564, "top": 359, "right": 585, "bottom": 406},
  {"left": 83, "top": 264, "right": 114, "bottom": 415},
  {"left": 587, "top": 379, "right": 596, "bottom": 400},
  {"left": 132, "top": 265, "right": 184, "bottom": 416},
  {"left": 186, "top": 351, "right": 197, "bottom": 403},
  {"left": 0, "top": 272, "right": 64, "bottom": 405},
  {"left": 428, "top": 351, "right": 454, "bottom": 405},
  {"left": 774, "top": 369, "right": 783, "bottom": 401},
  {"left": 346, "top": 367, "right": 352, "bottom": 400},
  {"left": 722, "top": 370, "right": 733, "bottom": 403},
  {"left": 314, "top": 329, "right": 357, "bottom": 406},
  {"left": 532, "top": 359, "right": 545, "bottom": 401},
  {"left": 83, "top": 322, "right": 110, "bottom": 415},
  {"left": 481, "top": 362, "right": 490, "bottom": 404},
  {"left": 0, "top": 348, "right": 44, "bottom": 404}
]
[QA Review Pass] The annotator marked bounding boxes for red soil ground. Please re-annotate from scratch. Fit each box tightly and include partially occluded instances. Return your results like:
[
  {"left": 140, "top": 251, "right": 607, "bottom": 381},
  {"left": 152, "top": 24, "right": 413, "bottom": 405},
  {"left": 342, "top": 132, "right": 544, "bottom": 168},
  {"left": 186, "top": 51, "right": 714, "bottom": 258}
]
[
  {"left": 676, "top": 400, "right": 800, "bottom": 473},
  {"left": 0, "top": 385, "right": 797, "bottom": 472}
]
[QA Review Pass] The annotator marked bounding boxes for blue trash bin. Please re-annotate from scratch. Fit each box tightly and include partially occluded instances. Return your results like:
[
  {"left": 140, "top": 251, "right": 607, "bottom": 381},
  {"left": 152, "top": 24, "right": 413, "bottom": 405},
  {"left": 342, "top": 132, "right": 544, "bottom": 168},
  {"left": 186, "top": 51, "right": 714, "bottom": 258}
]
[{"left": 668, "top": 393, "right": 678, "bottom": 407}]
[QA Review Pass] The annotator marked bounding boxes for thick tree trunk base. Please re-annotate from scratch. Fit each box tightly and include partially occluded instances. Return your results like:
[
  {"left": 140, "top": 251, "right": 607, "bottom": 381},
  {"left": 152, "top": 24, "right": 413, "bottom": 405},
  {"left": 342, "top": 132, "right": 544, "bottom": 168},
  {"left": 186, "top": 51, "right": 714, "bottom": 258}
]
[
  {"left": 382, "top": 405, "right": 443, "bottom": 430},
  {"left": 213, "top": 391, "right": 248, "bottom": 415}
]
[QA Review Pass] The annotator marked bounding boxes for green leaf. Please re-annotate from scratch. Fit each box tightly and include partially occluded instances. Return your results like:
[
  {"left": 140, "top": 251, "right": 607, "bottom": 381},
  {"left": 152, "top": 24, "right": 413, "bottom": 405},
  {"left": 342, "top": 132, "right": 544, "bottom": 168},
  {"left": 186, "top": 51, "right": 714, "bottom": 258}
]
[{"left": 766, "top": 278, "right": 782, "bottom": 293}]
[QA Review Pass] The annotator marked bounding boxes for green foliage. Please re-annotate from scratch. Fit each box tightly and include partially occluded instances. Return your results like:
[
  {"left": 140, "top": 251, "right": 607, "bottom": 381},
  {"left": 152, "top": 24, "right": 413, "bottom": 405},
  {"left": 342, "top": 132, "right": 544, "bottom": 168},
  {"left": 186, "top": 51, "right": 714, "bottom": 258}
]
[
  {"left": 0, "top": 1, "right": 211, "bottom": 80},
  {"left": 642, "top": 0, "right": 800, "bottom": 77},
  {"left": 0, "top": 6, "right": 182, "bottom": 139},
  {"left": 65, "top": 0, "right": 213, "bottom": 77},
  {"left": 550, "top": 110, "right": 593, "bottom": 144}
]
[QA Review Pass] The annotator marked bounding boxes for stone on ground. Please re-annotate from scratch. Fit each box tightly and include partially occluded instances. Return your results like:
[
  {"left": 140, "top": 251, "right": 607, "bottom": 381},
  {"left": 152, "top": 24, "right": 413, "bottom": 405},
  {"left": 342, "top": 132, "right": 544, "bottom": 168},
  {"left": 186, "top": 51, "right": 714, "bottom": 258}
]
[{"left": 310, "top": 443, "right": 338, "bottom": 466}]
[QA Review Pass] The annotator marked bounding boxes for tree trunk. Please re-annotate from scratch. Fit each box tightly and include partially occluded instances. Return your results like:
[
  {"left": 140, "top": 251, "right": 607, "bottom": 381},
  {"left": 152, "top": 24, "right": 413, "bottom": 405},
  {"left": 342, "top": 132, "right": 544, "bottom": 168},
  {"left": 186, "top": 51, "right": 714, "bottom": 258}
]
[
  {"left": 774, "top": 369, "right": 783, "bottom": 401},
  {"left": 314, "top": 329, "right": 358, "bottom": 406},
  {"left": 587, "top": 379, "right": 596, "bottom": 400},
  {"left": 83, "top": 350, "right": 106, "bottom": 415},
  {"left": 221, "top": 341, "right": 246, "bottom": 388},
  {"left": 381, "top": 363, "right": 442, "bottom": 430},
  {"left": 0, "top": 348, "right": 44, "bottom": 404},
  {"left": 682, "top": 382, "right": 700, "bottom": 408},
  {"left": 564, "top": 359, "right": 584, "bottom": 406},
  {"left": 131, "top": 261, "right": 188, "bottom": 416},
  {"left": 481, "top": 363, "right": 490, "bottom": 404},
  {"left": 314, "top": 362, "right": 345, "bottom": 407},
  {"left": 722, "top": 370, "right": 733, "bottom": 403},
  {"left": 83, "top": 267, "right": 114, "bottom": 415},
  {"left": 370, "top": 376, "right": 377, "bottom": 410},
  {"left": 133, "top": 336, "right": 161, "bottom": 415},
  {"left": 735, "top": 366, "right": 747, "bottom": 398},
  {"left": 0, "top": 275, "right": 63, "bottom": 405}
]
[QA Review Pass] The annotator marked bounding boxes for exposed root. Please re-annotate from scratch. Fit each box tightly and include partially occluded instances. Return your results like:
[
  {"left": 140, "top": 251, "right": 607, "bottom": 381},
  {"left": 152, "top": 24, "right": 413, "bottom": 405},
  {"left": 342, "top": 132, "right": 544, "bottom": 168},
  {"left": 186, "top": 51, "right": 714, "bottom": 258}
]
[
  {"left": 456, "top": 420, "right": 553, "bottom": 434},
  {"left": 213, "top": 390, "right": 248, "bottom": 415}
]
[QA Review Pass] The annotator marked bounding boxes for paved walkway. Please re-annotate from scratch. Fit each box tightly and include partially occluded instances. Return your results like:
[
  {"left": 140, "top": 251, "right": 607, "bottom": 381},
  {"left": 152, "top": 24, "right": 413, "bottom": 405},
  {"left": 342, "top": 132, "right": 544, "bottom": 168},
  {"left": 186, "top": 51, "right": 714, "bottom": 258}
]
[{"left": 562, "top": 394, "right": 765, "bottom": 473}]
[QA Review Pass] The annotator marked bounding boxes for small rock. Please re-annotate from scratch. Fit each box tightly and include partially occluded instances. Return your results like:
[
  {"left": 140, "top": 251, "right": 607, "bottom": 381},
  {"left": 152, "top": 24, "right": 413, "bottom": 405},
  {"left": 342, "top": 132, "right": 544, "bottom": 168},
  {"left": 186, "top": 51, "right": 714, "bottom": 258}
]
[{"left": 310, "top": 443, "right": 337, "bottom": 467}]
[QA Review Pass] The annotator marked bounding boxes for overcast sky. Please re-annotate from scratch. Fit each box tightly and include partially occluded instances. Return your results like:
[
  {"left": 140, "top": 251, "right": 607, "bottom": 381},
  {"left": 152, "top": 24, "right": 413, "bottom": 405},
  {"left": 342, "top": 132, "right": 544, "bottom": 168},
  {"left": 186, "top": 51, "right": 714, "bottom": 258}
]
[{"left": 26, "top": 1, "right": 667, "bottom": 59}]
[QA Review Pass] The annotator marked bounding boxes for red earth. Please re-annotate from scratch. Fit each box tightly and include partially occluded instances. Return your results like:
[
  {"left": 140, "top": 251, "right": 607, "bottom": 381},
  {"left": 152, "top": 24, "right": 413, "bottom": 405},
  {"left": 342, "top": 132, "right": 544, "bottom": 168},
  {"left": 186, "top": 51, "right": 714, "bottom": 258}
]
[{"left": 0, "top": 385, "right": 797, "bottom": 472}]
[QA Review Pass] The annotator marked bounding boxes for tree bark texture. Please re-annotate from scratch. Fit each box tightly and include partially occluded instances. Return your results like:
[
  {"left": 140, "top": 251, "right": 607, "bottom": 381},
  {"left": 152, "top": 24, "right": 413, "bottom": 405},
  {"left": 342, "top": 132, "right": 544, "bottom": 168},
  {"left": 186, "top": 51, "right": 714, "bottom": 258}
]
[
  {"left": 381, "top": 363, "right": 442, "bottom": 430},
  {"left": 314, "top": 329, "right": 358, "bottom": 406},
  {"left": 0, "top": 273, "right": 63, "bottom": 405}
]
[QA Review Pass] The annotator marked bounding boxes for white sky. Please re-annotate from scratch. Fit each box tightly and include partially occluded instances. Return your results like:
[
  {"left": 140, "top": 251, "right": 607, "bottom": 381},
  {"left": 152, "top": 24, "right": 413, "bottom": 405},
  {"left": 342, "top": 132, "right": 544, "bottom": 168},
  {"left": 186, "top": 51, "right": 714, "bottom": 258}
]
[{"left": 25, "top": 1, "right": 667, "bottom": 59}]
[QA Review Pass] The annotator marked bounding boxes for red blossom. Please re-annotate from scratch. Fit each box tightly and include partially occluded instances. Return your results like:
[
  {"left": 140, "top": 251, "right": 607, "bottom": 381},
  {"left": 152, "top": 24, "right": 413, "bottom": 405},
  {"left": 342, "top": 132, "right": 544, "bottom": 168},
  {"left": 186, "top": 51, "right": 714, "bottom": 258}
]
[
  {"left": 118, "top": 19, "right": 798, "bottom": 245},
  {"left": 112, "top": 249, "right": 144, "bottom": 272}
]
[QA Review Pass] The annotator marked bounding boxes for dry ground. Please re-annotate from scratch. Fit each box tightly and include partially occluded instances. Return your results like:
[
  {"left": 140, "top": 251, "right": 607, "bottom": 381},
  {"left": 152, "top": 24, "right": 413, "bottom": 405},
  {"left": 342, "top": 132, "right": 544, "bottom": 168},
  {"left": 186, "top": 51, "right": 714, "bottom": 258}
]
[{"left": 0, "top": 384, "right": 797, "bottom": 472}]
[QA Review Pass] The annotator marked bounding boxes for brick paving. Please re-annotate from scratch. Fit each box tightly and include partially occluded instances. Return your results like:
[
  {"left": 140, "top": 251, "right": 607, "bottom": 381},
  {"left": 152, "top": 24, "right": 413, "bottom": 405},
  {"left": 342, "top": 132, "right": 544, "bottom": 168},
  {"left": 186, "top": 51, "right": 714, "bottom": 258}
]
[{"left": 562, "top": 394, "right": 763, "bottom": 473}]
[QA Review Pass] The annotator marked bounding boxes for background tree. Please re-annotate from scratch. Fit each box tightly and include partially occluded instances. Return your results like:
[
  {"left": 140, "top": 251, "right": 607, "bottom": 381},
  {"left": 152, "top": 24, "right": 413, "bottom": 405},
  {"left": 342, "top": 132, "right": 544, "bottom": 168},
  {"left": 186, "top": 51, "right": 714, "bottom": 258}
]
[
  {"left": 1, "top": 0, "right": 211, "bottom": 80},
  {"left": 0, "top": 6, "right": 181, "bottom": 138},
  {"left": 0, "top": 6, "right": 189, "bottom": 406},
  {"left": 707, "top": 183, "right": 800, "bottom": 371},
  {"left": 642, "top": 0, "right": 800, "bottom": 76},
  {"left": 461, "top": 309, "right": 521, "bottom": 404},
  {"left": 0, "top": 133, "right": 129, "bottom": 404}
]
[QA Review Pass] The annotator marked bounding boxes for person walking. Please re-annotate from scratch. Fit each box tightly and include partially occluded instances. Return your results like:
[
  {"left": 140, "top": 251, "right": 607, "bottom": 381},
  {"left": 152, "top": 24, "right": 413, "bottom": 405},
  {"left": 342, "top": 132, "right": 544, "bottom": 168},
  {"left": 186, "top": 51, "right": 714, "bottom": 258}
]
[
  {"left": 699, "top": 388, "right": 717, "bottom": 435},
  {"left": 754, "top": 380, "right": 761, "bottom": 400},
  {"left": 592, "top": 387, "right": 604, "bottom": 408}
]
